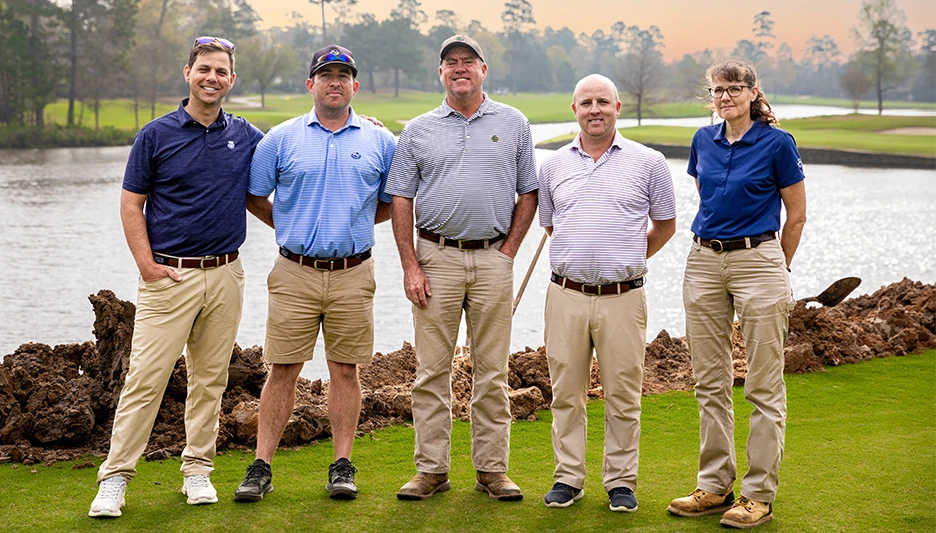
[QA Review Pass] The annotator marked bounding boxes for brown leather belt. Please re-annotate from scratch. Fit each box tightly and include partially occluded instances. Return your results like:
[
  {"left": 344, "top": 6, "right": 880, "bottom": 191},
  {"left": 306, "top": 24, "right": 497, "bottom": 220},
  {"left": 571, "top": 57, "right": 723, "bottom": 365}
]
[
  {"left": 551, "top": 273, "right": 645, "bottom": 296},
  {"left": 694, "top": 231, "right": 776, "bottom": 253},
  {"left": 153, "top": 251, "right": 238, "bottom": 269},
  {"left": 418, "top": 228, "right": 505, "bottom": 250},
  {"left": 279, "top": 246, "right": 371, "bottom": 271}
]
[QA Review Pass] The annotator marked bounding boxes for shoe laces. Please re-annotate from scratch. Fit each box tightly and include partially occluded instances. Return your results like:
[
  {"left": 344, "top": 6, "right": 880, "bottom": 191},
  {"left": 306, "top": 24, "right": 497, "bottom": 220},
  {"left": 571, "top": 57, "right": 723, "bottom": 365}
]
[
  {"left": 609, "top": 486, "right": 633, "bottom": 498},
  {"left": 99, "top": 477, "right": 125, "bottom": 499},
  {"left": 735, "top": 496, "right": 755, "bottom": 512},
  {"left": 330, "top": 459, "right": 356, "bottom": 482},
  {"left": 187, "top": 475, "right": 210, "bottom": 488},
  {"left": 244, "top": 462, "right": 269, "bottom": 484}
]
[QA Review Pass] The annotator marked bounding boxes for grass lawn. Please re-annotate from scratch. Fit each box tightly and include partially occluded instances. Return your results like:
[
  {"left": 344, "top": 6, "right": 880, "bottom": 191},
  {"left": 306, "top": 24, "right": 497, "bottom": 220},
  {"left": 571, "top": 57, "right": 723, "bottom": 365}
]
[
  {"left": 771, "top": 94, "right": 936, "bottom": 111},
  {"left": 2, "top": 350, "right": 933, "bottom": 532},
  {"left": 539, "top": 114, "right": 936, "bottom": 157},
  {"left": 37, "top": 91, "right": 710, "bottom": 135}
]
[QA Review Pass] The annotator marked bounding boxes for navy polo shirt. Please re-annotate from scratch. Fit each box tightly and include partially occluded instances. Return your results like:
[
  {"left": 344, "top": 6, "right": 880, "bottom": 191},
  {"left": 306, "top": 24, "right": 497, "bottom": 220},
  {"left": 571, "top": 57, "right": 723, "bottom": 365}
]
[
  {"left": 123, "top": 99, "right": 264, "bottom": 257},
  {"left": 688, "top": 121, "right": 805, "bottom": 240}
]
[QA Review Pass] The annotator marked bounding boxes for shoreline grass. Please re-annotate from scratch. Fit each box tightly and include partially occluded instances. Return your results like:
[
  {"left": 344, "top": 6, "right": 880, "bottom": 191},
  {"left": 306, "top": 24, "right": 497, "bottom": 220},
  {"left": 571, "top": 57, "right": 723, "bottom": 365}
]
[
  {"left": 538, "top": 114, "right": 936, "bottom": 157},
  {"left": 3, "top": 349, "right": 933, "bottom": 532}
]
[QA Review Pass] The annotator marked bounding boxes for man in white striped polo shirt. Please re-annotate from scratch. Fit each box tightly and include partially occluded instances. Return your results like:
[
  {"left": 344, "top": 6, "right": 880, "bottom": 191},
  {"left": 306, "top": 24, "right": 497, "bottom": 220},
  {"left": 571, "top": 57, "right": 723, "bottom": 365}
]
[
  {"left": 387, "top": 34, "right": 538, "bottom": 501},
  {"left": 538, "top": 74, "right": 676, "bottom": 512}
]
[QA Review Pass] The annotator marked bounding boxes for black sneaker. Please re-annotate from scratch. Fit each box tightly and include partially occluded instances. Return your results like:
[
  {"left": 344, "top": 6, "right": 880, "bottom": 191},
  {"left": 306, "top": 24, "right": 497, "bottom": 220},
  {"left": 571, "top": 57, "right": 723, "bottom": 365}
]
[
  {"left": 234, "top": 459, "right": 273, "bottom": 502},
  {"left": 544, "top": 482, "right": 583, "bottom": 508},
  {"left": 326, "top": 458, "right": 358, "bottom": 500},
  {"left": 608, "top": 486, "right": 638, "bottom": 512}
]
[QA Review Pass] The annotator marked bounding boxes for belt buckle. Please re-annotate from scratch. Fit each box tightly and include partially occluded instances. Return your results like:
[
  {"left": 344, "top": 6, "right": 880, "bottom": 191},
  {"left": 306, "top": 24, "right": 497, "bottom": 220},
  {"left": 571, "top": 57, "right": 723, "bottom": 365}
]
[
  {"left": 710, "top": 239, "right": 724, "bottom": 253},
  {"left": 199, "top": 255, "right": 219, "bottom": 268},
  {"left": 313, "top": 259, "right": 333, "bottom": 271}
]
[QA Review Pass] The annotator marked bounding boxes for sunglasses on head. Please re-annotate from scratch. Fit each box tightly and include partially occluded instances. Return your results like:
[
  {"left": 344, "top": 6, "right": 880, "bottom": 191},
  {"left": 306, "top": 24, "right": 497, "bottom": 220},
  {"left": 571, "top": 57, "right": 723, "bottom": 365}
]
[
  {"left": 317, "top": 50, "right": 355, "bottom": 66},
  {"left": 193, "top": 36, "right": 235, "bottom": 51}
]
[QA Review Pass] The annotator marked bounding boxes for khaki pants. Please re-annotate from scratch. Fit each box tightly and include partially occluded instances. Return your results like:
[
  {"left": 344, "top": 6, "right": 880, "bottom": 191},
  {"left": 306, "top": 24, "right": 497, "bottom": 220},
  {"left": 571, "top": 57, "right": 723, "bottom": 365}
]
[
  {"left": 98, "top": 259, "right": 245, "bottom": 482},
  {"left": 544, "top": 282, "right": 647, "bottom": 492},
  {"left": 683, "top": 239, "right": 793, "bottom": 502},
  {"left": 411, "top": 237, "right": 514, "bottom": 474}
]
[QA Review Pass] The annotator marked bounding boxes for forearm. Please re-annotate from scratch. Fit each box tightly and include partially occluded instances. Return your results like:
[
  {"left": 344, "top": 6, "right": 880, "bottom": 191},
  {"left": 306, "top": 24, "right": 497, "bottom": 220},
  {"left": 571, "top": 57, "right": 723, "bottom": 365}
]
[
  {"left": 780, "top": 218, "right": 806, "bottom": 268},
  {"left": 391, "top": 196, "right": 418, "bottom": 270},
  {"left": 120, "top": 190, "right": 158, "bottom": 274},
  {"left": 646, "top": 217, "right": 676, "bottom": 259},
  {"left": 374, "top": 200, "right": 391, "bottom": 225},
  {"left": 500, "top": 191, "right": 537, "bottom": 257},
  {"left": 246, "top": 193, "right": 274, "bottom": 229}
]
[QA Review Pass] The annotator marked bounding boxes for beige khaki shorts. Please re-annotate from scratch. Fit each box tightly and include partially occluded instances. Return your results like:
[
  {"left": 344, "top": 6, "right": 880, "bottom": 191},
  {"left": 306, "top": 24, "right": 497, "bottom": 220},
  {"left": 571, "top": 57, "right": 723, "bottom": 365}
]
[{"left": 263, "top": 255, "right": 376, "bottom": 365}]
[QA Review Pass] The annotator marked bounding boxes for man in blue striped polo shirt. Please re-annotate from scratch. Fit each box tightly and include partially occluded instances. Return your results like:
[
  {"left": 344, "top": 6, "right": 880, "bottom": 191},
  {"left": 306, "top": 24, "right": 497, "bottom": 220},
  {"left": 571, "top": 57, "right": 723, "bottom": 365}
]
[
  {"left": 387, "top": 34, "right": 538, "bottom": 501},
  {"left": 233, "top": 45, "right": 395, "bottom": 503},
  {"left": 538, "top": 74, "right": 676, "bottom": 513}
]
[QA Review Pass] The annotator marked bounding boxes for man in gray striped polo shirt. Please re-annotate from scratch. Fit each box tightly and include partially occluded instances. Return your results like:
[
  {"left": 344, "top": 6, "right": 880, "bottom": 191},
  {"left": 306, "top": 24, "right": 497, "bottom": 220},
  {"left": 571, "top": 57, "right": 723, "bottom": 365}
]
[
  {"left": 538, "top": 74, "right": 676, "bottom": 512},
  {"left": 386, "top": 34, "right": 538, "bottom": 501}
]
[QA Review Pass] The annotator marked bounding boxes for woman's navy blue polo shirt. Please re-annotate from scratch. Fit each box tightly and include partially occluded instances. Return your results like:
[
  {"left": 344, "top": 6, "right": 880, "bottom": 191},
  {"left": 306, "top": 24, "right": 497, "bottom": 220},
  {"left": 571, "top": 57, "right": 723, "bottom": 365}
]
[
  {"left": 687, "top": 121, "right": 804, "bottom": 240},
  {"left": 123, "top": 99, "right": 264, "bottom": 257}
]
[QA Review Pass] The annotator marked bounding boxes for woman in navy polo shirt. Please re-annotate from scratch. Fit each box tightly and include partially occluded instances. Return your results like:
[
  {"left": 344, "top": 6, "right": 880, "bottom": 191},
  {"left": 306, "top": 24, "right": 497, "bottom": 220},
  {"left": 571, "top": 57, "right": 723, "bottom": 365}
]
[{"left": 668, "top": 60, "right": 806, "bottom": 530}]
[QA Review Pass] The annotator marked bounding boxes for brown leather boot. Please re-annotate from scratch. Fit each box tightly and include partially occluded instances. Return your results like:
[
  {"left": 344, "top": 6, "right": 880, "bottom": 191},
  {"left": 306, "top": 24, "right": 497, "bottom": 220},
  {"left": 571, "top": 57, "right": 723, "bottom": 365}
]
[
  {"left": 475, "top": 471, "right": 523, "bottom": 501},
  {"left": 396, "top": 473, "right": 450, "bottom": 500},
  {"left": 720, "top": 496, "right": 772, "bottom": 529},
  {"left": 667, "top": 488, "right": 735, "bottom": 517}
]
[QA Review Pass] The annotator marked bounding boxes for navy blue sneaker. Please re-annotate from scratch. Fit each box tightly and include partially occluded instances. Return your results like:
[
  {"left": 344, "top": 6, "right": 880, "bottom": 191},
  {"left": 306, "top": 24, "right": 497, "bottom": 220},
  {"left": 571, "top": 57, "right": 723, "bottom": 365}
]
[
  {"left": 544, "top": 482, "right": 583, "bottom": 508},
  {"left": 609, "top": 486, "right": 637, "bottom": 512}
]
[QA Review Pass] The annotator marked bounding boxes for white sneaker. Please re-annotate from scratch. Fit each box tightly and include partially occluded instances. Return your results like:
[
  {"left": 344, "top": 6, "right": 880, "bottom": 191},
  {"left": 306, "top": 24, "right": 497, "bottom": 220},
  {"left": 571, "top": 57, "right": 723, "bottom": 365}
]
[
  {"left": 89, "top": 476, "right": 127, "bottom": 518},
  {"left": 182, "top": 475, "right": 218, "bottom": 505}
]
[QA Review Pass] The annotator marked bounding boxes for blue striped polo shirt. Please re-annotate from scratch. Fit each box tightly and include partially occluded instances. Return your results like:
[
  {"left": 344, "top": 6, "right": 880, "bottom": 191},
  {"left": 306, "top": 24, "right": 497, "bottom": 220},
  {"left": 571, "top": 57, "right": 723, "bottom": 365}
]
[
  {"left": 539, "top": 131, "right": 677, "bottom": 285},
  {"left": 248, "top": 107, "right": 395, "bottom": 258},
  {"left": 385, "top": 95, "right": 538, "bottom": 240}
]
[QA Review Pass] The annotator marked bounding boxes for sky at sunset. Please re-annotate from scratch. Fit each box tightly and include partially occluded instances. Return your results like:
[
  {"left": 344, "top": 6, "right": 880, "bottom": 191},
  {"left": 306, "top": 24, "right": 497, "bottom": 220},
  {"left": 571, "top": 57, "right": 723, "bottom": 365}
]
[{"left": 255, "top": 0, "right": 936, "bottom": 62}]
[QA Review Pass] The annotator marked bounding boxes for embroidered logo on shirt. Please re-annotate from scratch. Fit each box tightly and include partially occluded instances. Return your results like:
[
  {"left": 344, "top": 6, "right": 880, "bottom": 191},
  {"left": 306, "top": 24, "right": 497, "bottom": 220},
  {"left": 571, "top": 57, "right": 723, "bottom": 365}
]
[
  {"left": 491, "top": 135, "right": 499, "bottom": 143},
  {"left": 227, "top": 141, "right": 235, "bottom": 150},
  {"left": 351, "top": 152, "right": 361, "bottom": 159},
  {"left": 796, "top": 157, "right": 803, "bottom": 169}
]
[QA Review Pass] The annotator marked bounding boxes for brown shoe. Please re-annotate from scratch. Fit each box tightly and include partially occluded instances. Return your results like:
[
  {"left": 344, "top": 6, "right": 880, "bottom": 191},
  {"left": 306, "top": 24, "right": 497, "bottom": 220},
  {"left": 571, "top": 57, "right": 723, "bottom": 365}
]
[
  {"left": 667, "top": 488, "right": 735, "bottom": 517},
  {"left": 720, "top": 496, "right": 772, "bottom": 529},
  {"left": 396, "top": 473, "right": 450, "bottom": 500},
  {"left": 475, "top": 471, "right": 523, "bottom": 501}
]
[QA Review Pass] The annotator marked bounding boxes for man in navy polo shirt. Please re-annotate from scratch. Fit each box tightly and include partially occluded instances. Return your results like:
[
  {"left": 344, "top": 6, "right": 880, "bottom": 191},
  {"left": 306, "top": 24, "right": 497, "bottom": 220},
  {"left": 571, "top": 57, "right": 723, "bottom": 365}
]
[
  {"left": 89, "top": 37, "right": 263, "bottom": 518},
  {"left": 233, "top": 44, "right": 395, "bottom": 503}
]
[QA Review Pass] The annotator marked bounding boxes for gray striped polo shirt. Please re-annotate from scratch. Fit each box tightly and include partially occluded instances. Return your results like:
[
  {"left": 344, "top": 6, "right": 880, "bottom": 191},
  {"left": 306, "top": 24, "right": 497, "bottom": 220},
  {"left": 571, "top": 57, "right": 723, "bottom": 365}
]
[
  {"left": 538, "top": 131, "right": 676, "bottom": 285},
  {"left": 385, "top": 95, "right": 538, "bottom": 240}
]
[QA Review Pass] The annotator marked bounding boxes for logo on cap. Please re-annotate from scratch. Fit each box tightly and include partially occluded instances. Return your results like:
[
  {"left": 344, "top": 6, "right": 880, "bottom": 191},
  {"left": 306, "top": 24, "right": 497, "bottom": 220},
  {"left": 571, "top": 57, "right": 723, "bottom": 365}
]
[{"left": 455, "top": 36, "right": 465, "bottom": 41}]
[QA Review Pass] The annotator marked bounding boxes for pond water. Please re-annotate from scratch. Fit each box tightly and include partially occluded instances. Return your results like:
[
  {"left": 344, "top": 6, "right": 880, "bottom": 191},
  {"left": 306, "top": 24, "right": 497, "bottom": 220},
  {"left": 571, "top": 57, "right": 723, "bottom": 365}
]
[{"left": 1, "top": 106, "right": 933, "bottom": 381}]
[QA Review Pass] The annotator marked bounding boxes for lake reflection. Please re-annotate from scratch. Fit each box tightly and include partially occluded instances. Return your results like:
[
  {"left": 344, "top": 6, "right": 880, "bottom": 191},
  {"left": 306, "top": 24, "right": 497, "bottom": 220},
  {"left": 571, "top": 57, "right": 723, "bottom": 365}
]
[{"left": 1, "top": 133, "right": 934, "bottom": 382}]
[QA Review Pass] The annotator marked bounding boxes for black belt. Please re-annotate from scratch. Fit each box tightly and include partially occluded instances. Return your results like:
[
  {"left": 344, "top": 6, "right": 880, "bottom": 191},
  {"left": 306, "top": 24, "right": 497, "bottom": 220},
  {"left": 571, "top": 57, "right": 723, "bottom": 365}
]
[
  {"left": 418, "top": 228, "right": 506, "bottom": 250},
  {"left": 551, "top": 273, "right": 645, "bottom": 296},
  {"left": 279, "top": 247, "right": 371, "bottom": 271},
  {"left": 694, "top": 231, "right": 776, "bottom": 253},
  {"left": 153, "top": 251, "right": 238, "bottom": 269}
]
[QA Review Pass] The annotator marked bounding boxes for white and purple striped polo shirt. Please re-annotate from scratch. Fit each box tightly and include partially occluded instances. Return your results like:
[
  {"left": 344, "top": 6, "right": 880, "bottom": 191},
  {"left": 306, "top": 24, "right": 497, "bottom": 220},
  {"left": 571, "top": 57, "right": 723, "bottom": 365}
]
[{"left": 538, "top": 131, "right": 676, "bottom": 285}]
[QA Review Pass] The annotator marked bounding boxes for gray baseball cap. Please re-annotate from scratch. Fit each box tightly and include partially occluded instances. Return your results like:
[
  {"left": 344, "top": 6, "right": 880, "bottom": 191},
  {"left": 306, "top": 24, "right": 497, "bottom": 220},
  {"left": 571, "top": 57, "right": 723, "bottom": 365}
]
[{"left": 439, "top": 34, "right": 484, "bottom": 63}]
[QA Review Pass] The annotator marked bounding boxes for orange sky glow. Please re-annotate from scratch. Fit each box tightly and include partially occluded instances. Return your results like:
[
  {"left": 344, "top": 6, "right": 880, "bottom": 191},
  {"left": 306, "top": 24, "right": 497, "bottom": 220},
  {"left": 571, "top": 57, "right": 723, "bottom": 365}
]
[{"left": 255, "top": 0, "right": 936, "bottom": 62}]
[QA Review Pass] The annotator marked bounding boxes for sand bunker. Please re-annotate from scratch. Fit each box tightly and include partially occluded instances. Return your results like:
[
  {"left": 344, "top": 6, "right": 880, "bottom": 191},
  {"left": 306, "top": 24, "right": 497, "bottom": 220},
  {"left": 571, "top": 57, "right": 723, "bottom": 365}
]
[{"left": 1, "top": 279, "right": 933, "bottom": 465}]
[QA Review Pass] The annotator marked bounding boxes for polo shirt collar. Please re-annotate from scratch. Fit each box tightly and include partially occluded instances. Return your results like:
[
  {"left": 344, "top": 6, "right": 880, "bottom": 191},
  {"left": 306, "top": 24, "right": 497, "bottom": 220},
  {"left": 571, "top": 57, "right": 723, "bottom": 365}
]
[
  {"left": 176, "top": 98, "right": 228, "bottom": 129},
  {"left": 307, "top": 106, "right": 362, "bottom": 131},
  {"left": 571, "top": 130, "right": 625, "bottom": 156},
  {"left": 712, "top": 120, "right": 766, "bottom": 146},
  {"left": 436, "top": 93, "right": 497, "bottom": 119}
]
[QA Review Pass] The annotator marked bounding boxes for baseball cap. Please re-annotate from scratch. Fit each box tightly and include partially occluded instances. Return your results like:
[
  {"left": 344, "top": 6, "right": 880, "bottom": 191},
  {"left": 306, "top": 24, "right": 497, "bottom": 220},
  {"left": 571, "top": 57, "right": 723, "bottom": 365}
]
[
  {"left": 310, "top": 44, "right": 358, "bottom": 78},
  {"left": 439, "top": 35, "right": 484, "bottom": 63}
]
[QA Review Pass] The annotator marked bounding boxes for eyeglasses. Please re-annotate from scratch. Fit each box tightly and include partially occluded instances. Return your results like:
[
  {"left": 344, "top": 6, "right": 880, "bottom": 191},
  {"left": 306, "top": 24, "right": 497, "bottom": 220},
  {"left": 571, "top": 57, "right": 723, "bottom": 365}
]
[
  {"left": 708, "top": 85, "right": 751, "bottom": 98},
  {"left": 193, "top": 36, "right": 235, "bottom": 51},
  {"left": 317, "top": 50, "right": 355, "bottom": 66}
]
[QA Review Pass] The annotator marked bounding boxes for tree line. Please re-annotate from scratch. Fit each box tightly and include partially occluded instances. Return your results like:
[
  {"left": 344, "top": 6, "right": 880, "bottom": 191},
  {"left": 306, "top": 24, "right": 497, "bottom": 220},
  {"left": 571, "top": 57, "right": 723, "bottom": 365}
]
[{"left": 0, "top": 0, "right": 933, "bottom": 131}]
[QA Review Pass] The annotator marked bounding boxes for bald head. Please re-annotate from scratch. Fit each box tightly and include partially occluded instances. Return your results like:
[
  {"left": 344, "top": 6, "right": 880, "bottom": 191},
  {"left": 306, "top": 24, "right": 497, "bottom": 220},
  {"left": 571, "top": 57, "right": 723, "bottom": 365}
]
[{"left": 573, "top": 74, "right": 619, "bottom": 105}]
